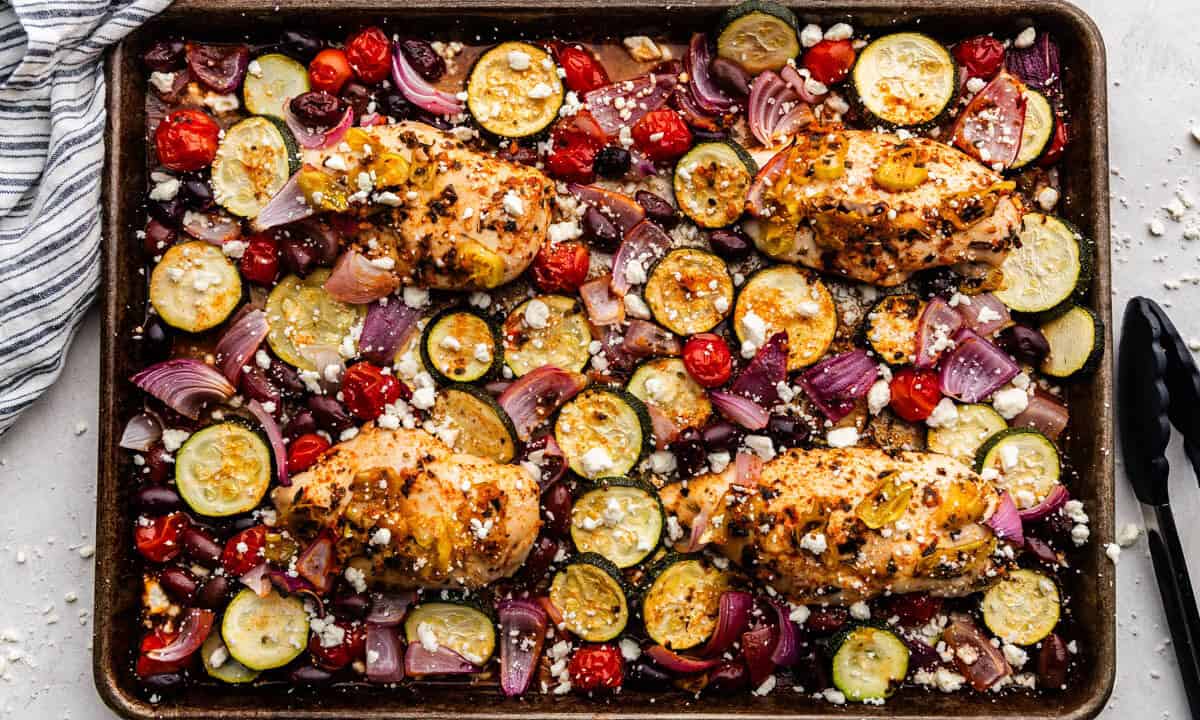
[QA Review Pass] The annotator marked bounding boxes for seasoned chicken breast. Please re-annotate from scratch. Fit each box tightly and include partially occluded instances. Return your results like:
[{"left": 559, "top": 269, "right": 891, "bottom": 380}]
[
  {"left": 282, "top": 121, "right": 554, "bottom": 290},
  {"left": 660, "top": 447, "right": 1004, "bottom": 604},
  {"left": 746, "top": 126, "right": 1022, "bottom": 287},
  {"left": 271, "top": 425, "right": 541, "bottom": 590}
]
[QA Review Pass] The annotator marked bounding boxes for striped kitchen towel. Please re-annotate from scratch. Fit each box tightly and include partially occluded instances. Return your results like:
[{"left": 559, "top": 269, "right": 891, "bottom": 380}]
[{"left": 0, "top": 0, "right": 171, "bottom": 434}]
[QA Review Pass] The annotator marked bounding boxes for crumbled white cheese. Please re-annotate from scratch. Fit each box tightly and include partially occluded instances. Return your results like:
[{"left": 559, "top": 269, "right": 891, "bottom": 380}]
[
  {"left": 1003, "top": 643, "right": 1028, "bottom": 668},
  {"left": 624, "top": 293, "right": 652, "bottom": 319},
  {"left": 992, "top": 386, "right": 1030, "bottom": 419},
  {"left": 619, "top": 638, "right": 642, "bottom": 661},
  {"left": 524, "top": 298, "right": 550, "bottom": 329},
  {"left": 821, "top": 688, "right": 846, "bottom": 705},
  {"left": 925, "top": 398, "right": 960, "bottom": 428},
  {"left": 708, "top": 451, "right": 731, "bottom": 473},
  {"left": 623, "top": 258, "right": 648, "bottom": 286},
  {"left": 161, "top": 429, "right": 191, "bottom": 452},
  {"left": 1117, "top": 523, "right": 1141, "bottom": 547},
  {"left": 411, "top": 386, "right": 436, "bottom": 410},
  {"left": 753, "top": 675, "right": 777, "bottom": 696},
  {"left": 506, "top": 49, "right": 531, "bottom": 71},
  {"left": 403, "top": 286, "right": 430, "bottom": 308},
  {"left": 580, "top": 447, "right": 614, "bottom": 477},
  {"left": 1149, "top": 218, "right": 1166, "bottom": 236},
  {"left": 849, "top": 601, "right": 870, "bottom": 620},
  {"left": 800, "top": 531, "right": 828, "bottom": 555},
  {"left": 800, "top": 24, "right": 824, "bottom": 48},
  {"left": 203, "top": 93, "right": 240, "bottom": 113},
  {"left": 1104, "top": 542, "right": 1121, "bottom": 564},
  {"left": 824, "top": 22, "right": 853, "bottom": 41},
  {"left": 1037, "top": 186, "right": 1060, "bottom": 211},
  {"left": 416, "top": 622, "right": 440, "bottom": 652},
  {"left": 344, "top": 566, "right": 367, "bottom": 593},
  {"left": 148, "top": 175, "right": 180, "bottom": 202},
  {"left": 622, "top": 36, "right": 662, "bottom": 62},
  {"left": 149, "top": 71, "right": 176, "bottom": 94},
  {"left": 789, "top": 604, "right": 811, "bottom": 625},
  {"left": 867, "top": 379, "right": 891, "bottom": 415},
  {"left": 548, "top": 220, "right": 582, "bottom": 243},
  {"left": 649, "top": 450, "right": 677, "bottom": 474},
  {"left": 739, "top": 311, "right": 768, "bottom": 358},
  {"left": 826, "top": 427, "right": 858, "bottom": 448},
  {"left": 1014, "top": 26, "right": 1037, "bottom": 49}
]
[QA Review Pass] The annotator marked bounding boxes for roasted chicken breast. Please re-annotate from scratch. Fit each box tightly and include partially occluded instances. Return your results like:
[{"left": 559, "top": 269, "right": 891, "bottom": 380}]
[
  {"left": 271, "top": 425, "right": 541, "bottom": 590},
  {"left": 746, "top": 126, "right": 1022, "bottom": 287},
  {"left": 660, "top": 447, "right": 1004, "bottom": 604}
]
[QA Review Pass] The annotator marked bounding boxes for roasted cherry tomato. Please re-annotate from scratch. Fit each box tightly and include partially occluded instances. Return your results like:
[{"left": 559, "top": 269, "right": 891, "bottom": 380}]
[
  {"left": 341, "top": 362, "right": 403, "bottom": 420},
  {"left": 135, "top": 512, "right": 189, "bottom": 563},
  {"left": 345, "top": 27, "right": 392, "bottom": 84},
  {"left": 545, "top": 111, "right": 607, "bottom": 183},
  {"left": 309, "top": 48, "right": 353, "bottom": 94},
  {"left": 288, "top": 432, "right": 332, "bottom": 474},
  {"left": 154, "top": 109, "right": 220, "bottom": 172},
  {"left": 682, "top": 333, "right": 733, "bottom": 388},
  {"left": 952, "top": 35, "right": 1006, "bottom": 82},
  {"left": 532, "top": 241, "right": 590, "bottom": 294},
  {"left": 220, "top": 525, "right": 267, "bottom": 577},
  {"left": 568, "top": 643, "right": 624, "bottom": 692},
  {"left": 803, "top": 39, "right": 856, "bottom": 86},
  {"left": 554, "top": 44, "right": 610, "bottom": 94},
  {"left": 631, "top": 108, "right": 692, "bottom": 162},
  {"left": 308, "top": 619, "right": 367, "bottom": 670},
  {"left": 238, "top": 233, "right": 279, "bottom": 286},
  {"left": 1039, "top": 116, "right": 1069, "bottom": 166},
  {"left": 136, "top": 629, "right": 190, "bottom": 677},
  {"left": 889, "top": 367, "right": 943, "bottom": 422}
]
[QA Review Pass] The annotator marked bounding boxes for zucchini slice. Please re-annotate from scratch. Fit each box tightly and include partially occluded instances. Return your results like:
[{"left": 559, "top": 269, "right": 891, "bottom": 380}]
[
  {"left": 733, "top": 265, "right": 837, "bottom": 371},
  {"left": 502, "top": 295, "right": 591, "bottom": 377},
  {"left": 865, "top": 293, "right": 925, "bottom": 365},
  {"left": 716, "top": 1, "right": 801, "bottom": 74},
  {"left": 626, "top": 357, "right": 712, "bottom": 430},
  {"left": 831, "top": 626, "right": 910, "bottom": 701},
  {"left": 467, "top": 41, "right": 564, "bottom": 138},
  {"left": 403, "top": 601, "right": 497, "bottom": 666},
  {"left": 1039, "top": 305, "right": 1104, "bottom": 379},
  {"left": 243, "top": 53, "right": 310, "bottom": 119},
  {"left": 641, "top": 555, "right": 734, "bottom": 651},
  {"left": 852, "top": 32, "right": 958, "bottom": 128},
  {"left": 555, "top": 387, "right": 652, "bottom": 479},
  {"left": 201, "top": 631, "right": 260, "bottom": 684},
  {"left": 981, "top": 568, "right": 1061, "bottom": 645},
  {"left": 211, "top": 116, "right": 296, "bottom": 218},
  {"left": 994, "top": 213, "right": 1094, "bottom": 316},
  {"left": 265, "top": 269, "right": 366, "bottom": 371},
  {"left": 644, "top": 248, "right": 734, "bottom": 335},
  {"left": 570, "top": 477, "right": 664, "bottom": 568},
  {"left": 429, "top": 385, "right": 518, "bottom": 463},
  {"left": 175, "top": 422, "right": 272, "bottom": 517},
  {"left": 149, "top": 241, "right": 242, "bottom": 334},
  {"left": 1011, "top": 89, "right": 1055, "bottom": 170},
  {"left": 221, "top": 589, "right": 309, "bottom": 671},
  {"left": 673, "top": 141, "right": 757, "bottom": 229},
  {"left": 927, "top": 403, "right": 1007, "bottom": 461},
  {"left": 549, "top": 554, "right": 630, "bottom": 642},
  {"left": 974, "top": 428, "right": 1061, "bottom": 510},
  {"left": 420, "top": 308, "right": 501, "bottom": 384}
]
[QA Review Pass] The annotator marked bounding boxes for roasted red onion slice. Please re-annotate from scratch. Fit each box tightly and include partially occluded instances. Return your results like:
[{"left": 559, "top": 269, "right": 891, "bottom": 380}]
[
  {"left": 498, "top": 599, "right": 548, "bottom": 697},
  {"left": 239, "top": 562, "right": 272, "bottom": 597},
  {"left": 644, "top": 645, "right": 721, "bottom": 674},
  {"left": 584, "top": 69, "right": 679, "bottom": 136},
  {"left": 580, "top": 275, "right": 625, "bottom": 326},
  {"left": 366, "top": 623, "right": 406, "bottom": 683},
  {"left": 797, "top": 349, "right": 878, "bottom": 422},
  {"left": 938, "top": 328, "right": 1020, "bottom": 403},
  {"left": 186, "top": 43, "right": 249, "bottom": 93},
  {"left": 710, "top": 390, "right": 769, "bottom": 430},
  {"left": 684, "top": 33, "right": 735, "bottom": 114},
  {"left": 285, "top": 103, "right": 354, "bottom": 150},
  {"left": 366, "top": 590, "right": 417, "bottom": 626},
  {"left": 296, "top": 532, "right": 336, "bottom": 593},
  {"left": 147, "top": 608, "right": 214, "bottom": 662},
  {"left": 730, "top": 332, "right": 788, "bottom": 405},
  {"left": 955, "top": 293, "right": 1011, "bottom": 337},
  {"left": 404, "top": 643, "right": 479, "bottom": 676},
  {"left": 1011, "top": 391, "right": 1069, "bottom": 441},
  {"left": 182, "top": 209, "right": 242, "bottom": 244},
  {"left": 214, "top": 308, "right": 269, "bottom": 383},
  {"left": 647, "top": 406, "right": 681, "bottom": 449},
  {"left": 391, "top": 45, "right": 464, "bottom": 116},
  {"left": 253, "top": 173, "right": 315, "bottom": 231},
  {"left": 247, "top": 398, "right": 290, "bottom": 486},
  {"left": 952, "top": 71, "right": 1027, "bottom": 169},
  {"left": 621, "top": 319, "right": 681, "bottom": 359},
  {"left": 119, "top": 411, "right": 163, "bottom": 451},
  {"left": 324, "top": 250, "right": 399, "bottom": 304},
  {"left": 985, "top": 491, "right": 1024, "bottom": 545},
  {"left": 780, "top": 64, "right": 827, "bottom": 104},
  {"left": 747, "top": 69, "right": 815, "bottom": 147},
  {"left": 498, "top": 366, "right": 588, "bottom": 441},
  {"left": 943, "top": 614, "right": 1012, "bottom": 690},
  {"left": 567, "top": 184, "right": 646, "bottom": 235},
  {"left": 1018, "top": 484, "right": 1070, "bottom": 521},
  {"left": 740, "top": 625, "right": 777, "bottom": 686},
  {"left": 359, "top": 299, "right": 419, "bottom": 365},
  {"left": 131, "top": 359, "right": 235, "bottom": 419},
  {"left": 701, "top": 591, "right": 754, "bottom": 657},
  {"left": 768, "top": 599, "right": 800, "bottom": 666},
  {"left": 914, "top": 296, "right": 964, "bottom": 368},
  {"left": 611, "top": 220, "right": 672, "bottom": 296}
]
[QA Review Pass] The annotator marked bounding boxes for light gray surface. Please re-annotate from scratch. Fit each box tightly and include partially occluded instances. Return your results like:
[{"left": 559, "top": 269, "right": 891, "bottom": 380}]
[{"left": 1, "top": 0, "right": 1198, "bottom": 716}]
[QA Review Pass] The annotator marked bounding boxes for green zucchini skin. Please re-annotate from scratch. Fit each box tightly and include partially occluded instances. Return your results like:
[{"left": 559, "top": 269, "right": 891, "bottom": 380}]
[
  {"left": 849, "top": 32, "right": 959, "bottom": 130},
  {"left": 420, "top": 307, "right": 502, "bottom": 385},
  {"left": 1038, "top": 304, "right": 1104, "bottom": 378}
]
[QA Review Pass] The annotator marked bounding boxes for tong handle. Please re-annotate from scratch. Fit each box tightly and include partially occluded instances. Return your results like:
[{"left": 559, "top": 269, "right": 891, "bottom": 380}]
[{"left": 1147, "top": 504, "right": 1200, "bottom": 713}]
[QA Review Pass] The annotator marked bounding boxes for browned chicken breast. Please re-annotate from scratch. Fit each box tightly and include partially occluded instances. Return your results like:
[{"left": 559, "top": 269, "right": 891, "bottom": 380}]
[
  {"left": 660, "top": 447, "right": 1005, "bottom": 604},
  {"left": 277, "top": 121, "right": 554, "bottom": 290},
  {"left": 271, "top": 425, "right": 541, "bottom": 590},
  {"left": 745, "top": 126, "right": 1022, "bottom": 287}
]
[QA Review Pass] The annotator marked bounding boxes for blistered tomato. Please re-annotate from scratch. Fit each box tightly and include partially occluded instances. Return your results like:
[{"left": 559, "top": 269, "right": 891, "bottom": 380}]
[
  {"left": 136, "top": 629, "right": 190, "bottom": 677},
  {"left": 682, "top": 333, "right": 733, "bottom": 388},
  {"left": 238, "top": 234, "right": 279, "bottom": 286},
  {"left": 288, "top": 432, "right": 332, "bottom": 474},
  {"left": 135, "top": 512, "right": 189, "bottom": 563},
  {"left": 568, "top": 643, "right": 624, "bottom": 692},
  {"left": 953, "top": 35, "right": 1006, "bottom": 81},
  {"left": 1039, "top": 116, "right": 1069, "bottom": 166},
  {"left": 554, "top": 44, "right": 610, "bottom": 93},
  {"left": 341, "top": 362, "right": 403, "bottom": 420},
  {"left": 309, "top": 48, "right": 353, "bottom": 94},
  {"left": 220, "top": 525, "right": 267, "bottom": 576},
  {"left": 345, "top": 27, "right": 391, "bottom": 84},
  {"left": 631, "top": 108, "right": 692, "bottom": 162},
  {"left": 154, "top": 109, "right": 220, "bottom": 172},
  {"left": 545, "top": 111, "right": 607, "bottom": 183},
  {"left": 889, "top": 367, "right": 942, "bottom": 422},
  {"left": 803, "top": 39, "right": 856, "bottom": 85},
  {"left": 532, "top": 241, "right": 590, "bottom": 294}
]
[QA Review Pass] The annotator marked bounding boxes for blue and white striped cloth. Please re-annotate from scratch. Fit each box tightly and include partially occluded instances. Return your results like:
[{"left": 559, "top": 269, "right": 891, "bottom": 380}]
[{"left": 0, "top": 0, "right": 170, "bottom": 433}]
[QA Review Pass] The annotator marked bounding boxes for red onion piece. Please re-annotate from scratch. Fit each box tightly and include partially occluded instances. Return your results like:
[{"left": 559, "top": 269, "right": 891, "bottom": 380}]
[
  {"left": 1011, "top": 391, "right": 1069, "bottom": 441},
  {"left": 298, "top": 344, "right": 345, "bottom": 387},
  {"left": 359, "top": 300, "right": 419, "bottom": 365},
  {"left": 915, "top": 297, "right": 965, "bottom": 368},
  {"left": 797, "top": 349, "right": 879, "bottom": 422},
  {"left": 131, "top": 359, "right": 235, "bottom": 419},
  {"left": 567, "top": 184, "right": 645, "bottom": 235},
  {"left": 296, "top": 532, "right": 336, "bottom": 593},
  {"left": 147, "top": 608, "right": 214, "bottom": 662},
  {"left": 366, "top": 623, "right": 406, "bottom": 683},
  {"left": 246, "top": 399, "right": 290, "bottom": 486},
  {"left": 580, "top": 275, "right": 625, "bottom": 326},
  {"left": 952, "top": 71, "right": 1027, "bottom": 169},
  {"left": 986, "top": 491, "right": 1024, "bottom": 545},
  {"left": 780, "top": 64, "right": 827, "bottom": 104},
  {"left": 673, "top": 85, "right": 724, "bottom": 132},
  {"left": 682, "top": 506, "right": 711, "bottom": 553},
  {"left": 268, "top": 569, "right": 316, "bottom": 595},
  {"left": 1006, "top": 33, "right": 1063, "bottom": 106},
  {"left": 584, "top": 70, "right": 679, "bottom": 137},
  {"left": 404, "top": 643, "right": 479, "bottom": 676},
  {"left": 324, "top": 250, "right": 399, "bottom": 304},
  {"left": 710, "top": 390, "right": 769, "bottom": 430},
  {"left": 730, "top": 332, "right": 788, "bottom": 406},
  {"left": 119, "top": 412, "right": 163, "bottom": 451},
  {"left": 524, "top": 434, "right": 567, "bottom": 491},
  {"left": 182, "top": 210, "right": 242, "bottom": 244},
  {"left": 252, "top": 173, "right": 315, "bottom": 231},
  {"left": 498, "top": 366, "right": 587, "bottom": 442},
  {"left": 498, "top": 599, "right": 548, "bottom": 697},
  {"left": 390, "top": 45, "right": 463, "bottom": 116},
  {"left": 745, "top": 146, "right": 790, "bottom": 217},
  {"left": 741, "top": 625, "right": 777, "bottom": 686},
  {"left": 955, "top": 293, "right": 1011, "bottom": 337},
  {"left": 747, "top": 71, "right": 787, "bottom": 146},
  {"left": 701, "top": 591, "right": 754, "bottom": 657},
  {"left": 611, "top": 220, "right": 672, "bottom": 296},
  {"left": 644, "top": 645, "right": 721, "bottom": 674},
  {"left": 943, "top": 614, "right": 1012, "bottom": 690},
  {"left": 1018, "top": 484, "right": 1070, "bottom": 521},
  {"left": 771, "top": 102, "right": 818, "bottom": 140},
  {"left": 647, "top": 406, "right": 681, "bottom": 450},
  {"left": 285, "top": 103, "right": 354, "bottom": 150},
  {"left": 367, "top": 590, "right": 417, "bottom": 626},
  {"left": 239, "top": 562, "right": 272, "bottom": 597},
  {"left": 621, "top": 319, "right": 681, "bottom": 359},
  {"left": 186, "top": 44, "right": 249, "bottom": 93},
  {"left": 768, "top": 600, "right": 800, "bottom": 666},
  {"left": 214, "top": 308, "right": 269, "bottom": 383},
  {"left": 938, "top": 328, "right": 1020, "bottom": 403},
  {"left": 685, "top": 33, "right": 735, "bottom": 114}
]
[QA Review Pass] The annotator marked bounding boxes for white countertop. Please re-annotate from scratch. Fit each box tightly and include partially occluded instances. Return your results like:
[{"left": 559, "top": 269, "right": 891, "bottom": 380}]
[{"left": 2, "top": 0, "right": 1199, "bottom": 716}]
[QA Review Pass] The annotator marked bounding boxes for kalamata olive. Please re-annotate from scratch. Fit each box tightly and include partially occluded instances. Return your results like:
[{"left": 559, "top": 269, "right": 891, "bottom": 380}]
[
  {"left": 289, "top": 91, "right": 345, "bottom": 128},
  {"left": 626, "top": 661, "right": 671, "bottom": 689},
  {"left": 280, "top": 235, "right": 317, "bottom": 276},
  {"left": 281, "top": 29, "right": 324, "bottom": 62},
  {"left": 707, "top": 227, "right": 751, "bottom": 260},
  {"left": 142, "top": 317, "right": 171, "bottom": 356},
  {"left": 239, "top": 366, "right": 281, "bottom": 406},
  {"left": 582, "top": 205, "right": 620, "bottom": 252},
  {"left": 884, "top": 593, "right": 943, "bottom": 626},
  {"left": 143, "top": 219, "right": 177, "bottom": 257},
  {"left": 268, "top": 359, "right": 307, "bottom": 398},
  {"left": 541, "top": 483, "right": 573, "bottom": 539},
  {"left": 593, "top": 146, "right": 632, "bottom": 179},
  {"left": 147, "top": 197, "right": 184, "bottom": 227},
  {"left": 995, "top": 324, "right": 1051, "bottom": 365},
  {"left": 179, "top": 527, "right": 223, "bottom": 567},
  {"left": 791, "top": 647, "right": 831, "bottom": 692},
  {"left": 635, "top": 190, "right": 679, "bottom": 229},
  {"left": 179, "top": 177, "right": 215, "bottom": 209},
  {"left": 700, "top": 420, "right": 741, "bottom": 453},
  {"left": 283, "top": 409, "right": 318, "bottom": 439},
  {"left": 141, "top": 445, "right": 173, "bottom": 484},
  {"left": 805, "top": 605, "right": 849, "bottom": 634},
  {"left": 501, "top": 142, "right": 539, "bottom": 167},
  {"left": 707, "top": 660, "right": 749, "bottom": 693},
  {"left": 1024, "top": 535, "right": 1063, "bottom": 567},
  {"left": 1038, "top": 633, "right": 1070, "bottom": 689},
  {"left": 134, "top": 484, "right": 182, "bottom": 513},
  {"left": 767, "top": 414, "right": 812, "bottom": 449},
  {"left": 378, "top": 91, "right": 413, "bottom": 120},
  {"left": 668, "top": 428, "right": 708, "bottom": 478},
  {"left": 709, "top": 57, "right": 752, "bottom": 96},
  {"left": 916, "top": 266, "right": 962, "bottom": 300},
  {"left": 159, "top": 567, "right": 199, "bottom": 603},
  {"left": 291, "top": 663, "right": 334, "bottom": 684},
  {"left": 141, "top": 672, "right": 185, "bottom": 694},
  {"left": 194, "top": 575, "right": 232, "bottom": 609},
  {"left": 331, "top": 592, "right": 369, "bottom": 620},
  {"left": 338, "top": 82, "right": 374, "bottom": 117},
  {"left": 186, "top": 44, "right": 250, "bottom": 94},
  {"left": 399, "top": 39, "right": 445, "bottom": 82},
  {"left": 142, "top": 39, "right": 186, "bottom": 72},
  {"left": 518, "top": 535, "right": 560, "bottom": 586},
  {"left": 307, "top": 395, "right": 355, "bottom": 434}
]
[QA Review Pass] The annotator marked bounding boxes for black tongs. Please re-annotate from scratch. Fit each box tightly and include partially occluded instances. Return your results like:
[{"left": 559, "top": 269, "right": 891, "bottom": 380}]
[{"left": 1118, "top": 297, "right": 1200, "bottom": 713}]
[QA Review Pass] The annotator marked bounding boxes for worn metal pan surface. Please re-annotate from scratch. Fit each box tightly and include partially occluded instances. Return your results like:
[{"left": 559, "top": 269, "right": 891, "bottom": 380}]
[{"left": 97, "top": 1, "right": 1113, "bottom": 717}]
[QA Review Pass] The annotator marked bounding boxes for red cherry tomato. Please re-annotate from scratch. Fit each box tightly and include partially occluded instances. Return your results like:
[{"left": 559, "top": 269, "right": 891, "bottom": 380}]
[
  {"left": 545, "top": 112, "right": 607, "bottom": 183},
  {"left": 803, "top": 39, "right": 857, "bottom": 86},
  {"left": 1039, "top": 116, "right": 1069, "bottom": 166},
  {"left": 309, "top": 48, "right": 353, "bottom": 94},
  {"left": 154, "top": 109, "right": 220, "bottom": 172},
  {"left": 682, "top": 333, "right": 733, "bottom": 388},
  {"left": 568, "top": 643, "right": 624, "bottom": 692},
  {"left": 238, "top": 234, "right": 279, "bottom": 286},
  {"left": 288, "top": 432, "right": 332, "bottom": 474},
  {"left": 889, "top": 367, "right": 943, "bottom": 422},
  {"left": 308, "top": 619, "right": 367, "bottom": 670},
  {"left": 345, "top": 27, "right": 392, "bottom": 84},
  {"left": 136, "top": 629, "right": 190, "bottom": 677},
  {"left": 341, "top": 362, "right": 403, "bottom": 420},
  {"left": 532, "top": 241, "right": 590, "bottom": 294},
  {"left": 135, "top": 513, "right": 188, "bottom": 563},
  {"left": 631, "top": 108, "right": 692, "bottom": 162},
  {"left": 220, "top": 525, "right": 267, "bottom": 577},
  {"left": 952, "top": 35, "right": 1006, "bottom": 82},
  {"left": 554, "top": 44, "right": 610, "bottom": 94}
]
